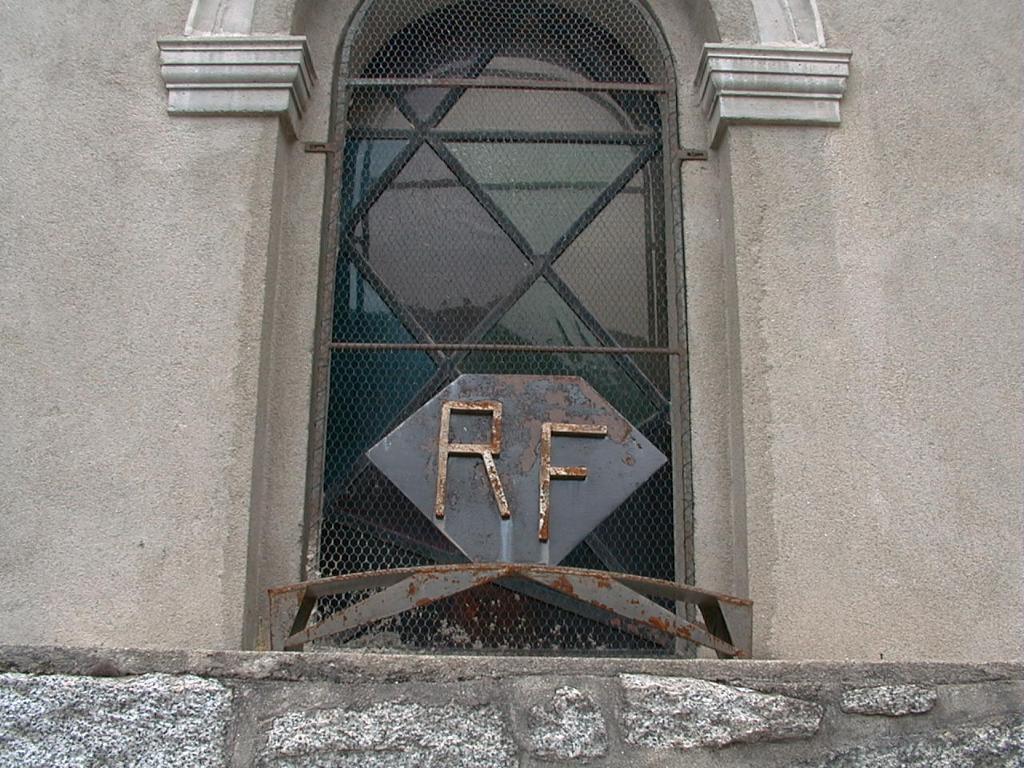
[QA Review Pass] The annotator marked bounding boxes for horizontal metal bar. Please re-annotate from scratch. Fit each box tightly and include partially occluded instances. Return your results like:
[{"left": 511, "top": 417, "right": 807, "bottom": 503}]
[
  {"left": 389, "top": 179, "right": 644, "bottom": 192},
  {"left": 347, "top": 128, "right": 658, "bottom": 145},
  {"left": 329, "top": 341, "right": 682, "bottom": 356},
  {"left": 344, "top": 76, "right": 667, "bottom": 93}
]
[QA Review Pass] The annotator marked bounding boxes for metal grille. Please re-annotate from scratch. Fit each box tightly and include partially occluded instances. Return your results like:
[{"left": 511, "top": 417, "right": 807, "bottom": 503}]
[{"left": 308, "top": 0, "right": 687, "bottom": 654}]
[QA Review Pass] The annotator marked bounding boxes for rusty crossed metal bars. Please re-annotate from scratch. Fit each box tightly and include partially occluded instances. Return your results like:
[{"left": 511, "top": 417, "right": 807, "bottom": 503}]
[
  {"left": 269, "top": 377, "right": 755, "bottom": 657},
  {"left": 269, "top": 564, "right": 752, "bottom": 657}
]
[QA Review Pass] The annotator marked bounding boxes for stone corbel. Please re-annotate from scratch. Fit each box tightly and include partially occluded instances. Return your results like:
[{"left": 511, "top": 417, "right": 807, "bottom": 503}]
[
  {"left": 697, "top": 44, "right": 852, "bottom": 147},
  {"left": 157, "top": 36, "right": 316, "bottom": 137}
]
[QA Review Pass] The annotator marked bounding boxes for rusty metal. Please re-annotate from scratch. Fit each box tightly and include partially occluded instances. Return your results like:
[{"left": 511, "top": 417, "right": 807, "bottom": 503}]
[
  {"left": 434, "top": 400, "right": 510, "bottom": 521},
  {"left": 268, "top": 563, "right": 753, "bottom": 658},
  {"left": 328, "top": 341, "right": 683, "bottom": 356},
  {"left": 538, "top": 422, "right": 608, "bottom": 542},
  {"left": 367, "top": 374, "right": 666, "bottom": 566},
  {"left": 342, "top": 76, "right": 668, "bottom": 93}
]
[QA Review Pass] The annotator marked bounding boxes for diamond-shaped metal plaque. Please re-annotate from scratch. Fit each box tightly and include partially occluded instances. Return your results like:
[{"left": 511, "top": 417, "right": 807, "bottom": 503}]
[{"left": 367, "top": 374, "right": 667, "bottom": 565}]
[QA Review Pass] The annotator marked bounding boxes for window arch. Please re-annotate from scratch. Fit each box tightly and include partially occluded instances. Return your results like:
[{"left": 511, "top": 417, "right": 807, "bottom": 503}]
[{"left": 305, "top": 0, "right": 692, "bottom": 653}]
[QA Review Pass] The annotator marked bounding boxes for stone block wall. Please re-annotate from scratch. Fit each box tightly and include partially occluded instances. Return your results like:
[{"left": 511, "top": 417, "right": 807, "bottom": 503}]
[{"left": 1, "top": 648, "right": 1021, "bottom": 766}]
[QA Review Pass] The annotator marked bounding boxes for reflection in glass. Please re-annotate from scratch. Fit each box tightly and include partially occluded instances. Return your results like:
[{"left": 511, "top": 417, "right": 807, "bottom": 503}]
[
  {"left": 340, "top": 139, "right": 408, "bottom": 220},
  {"left": 446, "top": 142, "right": 637, "bottom": 255},
  {"left": 460, "top": 279, "right": 659, "bottom": 425},
  {"left": 326, "top": 265, "right": 436, "bottom": 491},
  {"left": 362, "top": 145, "right": 533, "bottom": 342},
  {"left": 438, "top": 88, "right": 635, "bottom": 134}
]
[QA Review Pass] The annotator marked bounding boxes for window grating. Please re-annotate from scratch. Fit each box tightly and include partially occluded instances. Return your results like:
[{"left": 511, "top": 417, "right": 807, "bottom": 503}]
[{"left": 307, "top": 0, "right": 688, "bottom": 654}]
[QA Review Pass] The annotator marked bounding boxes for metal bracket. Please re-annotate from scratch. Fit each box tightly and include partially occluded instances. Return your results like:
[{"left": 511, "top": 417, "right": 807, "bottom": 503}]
[
  {"left": 305, "top": 141, "right": 340, "bottom": 154},
  {"left": 268, "top": 563, "right": 753, "bottom": 658},
  {"left": 677, "top": 147, "right": 709, "bottom": 161}
]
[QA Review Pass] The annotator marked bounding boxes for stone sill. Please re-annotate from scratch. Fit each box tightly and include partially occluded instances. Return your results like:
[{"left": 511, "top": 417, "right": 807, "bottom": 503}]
[{"left": 2, "top": 645, "right": 1020, "bottom": 686}]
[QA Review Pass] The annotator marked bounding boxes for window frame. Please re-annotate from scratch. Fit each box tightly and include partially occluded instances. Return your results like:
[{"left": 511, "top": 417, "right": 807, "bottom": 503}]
[{"left": 302, "top": 0, "right": 695, "bottom": 627}]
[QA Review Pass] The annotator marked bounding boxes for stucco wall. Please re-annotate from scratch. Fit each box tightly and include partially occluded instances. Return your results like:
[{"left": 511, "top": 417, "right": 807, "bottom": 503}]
[
  {"left": 0, "top": 1, "right": 281, "bottom": 649},
  {"left": 721, "top": 0, "right": 1023, "bottom": 659},
  {"left": 0, "top": 0, "right": 1020, "bottom": 660}
]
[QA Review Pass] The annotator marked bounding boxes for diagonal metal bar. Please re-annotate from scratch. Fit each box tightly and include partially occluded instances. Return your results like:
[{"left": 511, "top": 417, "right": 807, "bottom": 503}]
[
  {"left": 287, "top": 566, "right": 514, "bottom": 647},
  {"left": 546, "top": 141, "right": 661, "bottom": 264},
  {"left": 526, "top": 570, "right": 743, "bottom": 657},
  {"left": 543, "top": 265, "right": 670, "bottom": 411},
  {"left": 425, "top": 137, "right": 539, "bottom": 261},
  {"left": 391, "top": 90, "right": 422, "bottom": 128},
  {"left": 269, "top": 565, "right": 751, "bottom": 656}
]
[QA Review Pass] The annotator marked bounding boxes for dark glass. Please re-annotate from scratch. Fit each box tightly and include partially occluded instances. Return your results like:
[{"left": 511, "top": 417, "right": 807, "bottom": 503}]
[
  {"left": 340, "top": 139, "right": 408, "bottom": 220},
  {"left": 325, "top": 265, "right": 436, "bottom": 489},
  {"left": 402, "top": 87, "right": 451, "bottom": 123}
]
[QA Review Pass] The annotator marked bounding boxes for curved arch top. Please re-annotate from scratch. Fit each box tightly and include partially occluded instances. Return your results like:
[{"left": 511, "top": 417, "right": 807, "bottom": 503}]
[
  {"left": 341, "top": 0, "right": 672, "bottom": 85},
  {"left": 750, "top": 0, "right": 824, "bottom": 46},
  {"left": 182, "top": 0, "right": 825, "bottom": 46},
  {"left": 162, "top": 0, "right": 849, "bottom": 144}
]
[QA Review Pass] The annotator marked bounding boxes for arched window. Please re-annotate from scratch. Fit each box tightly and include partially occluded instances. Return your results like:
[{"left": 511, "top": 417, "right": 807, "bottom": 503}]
[{"left": 306, "top": 0, "right": 690, "bottom": 653}]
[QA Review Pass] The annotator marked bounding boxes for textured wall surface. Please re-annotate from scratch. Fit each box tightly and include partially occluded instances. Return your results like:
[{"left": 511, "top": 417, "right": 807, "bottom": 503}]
[
  {"left": 0, "top": 2, "right": 281, "bottom": 649},
  {"left": 722, "top": 0, "right": 1024, "bottom": 659},
  {"left": 0, "top": 648, "right": 1022, "bottom": 767}
]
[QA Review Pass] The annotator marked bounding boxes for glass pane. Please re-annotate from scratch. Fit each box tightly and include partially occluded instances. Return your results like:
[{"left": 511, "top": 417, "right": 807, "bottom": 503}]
[
  {"left": 481, "top": 55, "right": 579, "bottom": 81},
  {"left": 326, "top": 261, "right": 437, "bottom": 490},
  {"left": 459, "top": 278, "right": 659, "bottom": 425},
  {"left": 555, "top": 167, "right": 669, "bottom": 393},
  {"left": 445, "top": 142, "right": 637, "bottom": 255},
  {"left": 402, "top": 87, "right": 451, "bottom": 123},
  {"left": 340, "top": 139, "right": 408, "bottom": 220},
  {"left": 363, "top": 144, "right": 534, "bottom": 342},
  {"left": 347, "top": 87, "right": 415, "bottom": 130}
]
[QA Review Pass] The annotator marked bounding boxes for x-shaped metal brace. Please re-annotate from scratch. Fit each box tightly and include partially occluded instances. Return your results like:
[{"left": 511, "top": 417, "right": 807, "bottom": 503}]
[{"left": 268, "top": 564, "right": 752, "bottom": 658}]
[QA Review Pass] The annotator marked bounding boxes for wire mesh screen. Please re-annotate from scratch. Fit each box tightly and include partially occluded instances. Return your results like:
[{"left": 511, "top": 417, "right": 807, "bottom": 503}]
[{"left": 313, "top": 0, "right": 682, "bottom": 654}]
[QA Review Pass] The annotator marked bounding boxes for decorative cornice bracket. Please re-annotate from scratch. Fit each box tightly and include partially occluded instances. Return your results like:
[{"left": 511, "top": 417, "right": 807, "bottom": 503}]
[
  {"left": 697, "top": 44, "right": 852, "bottom": 148},
  {"left": 158, "top": 36, "right": 316, "bottom": 137}
]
